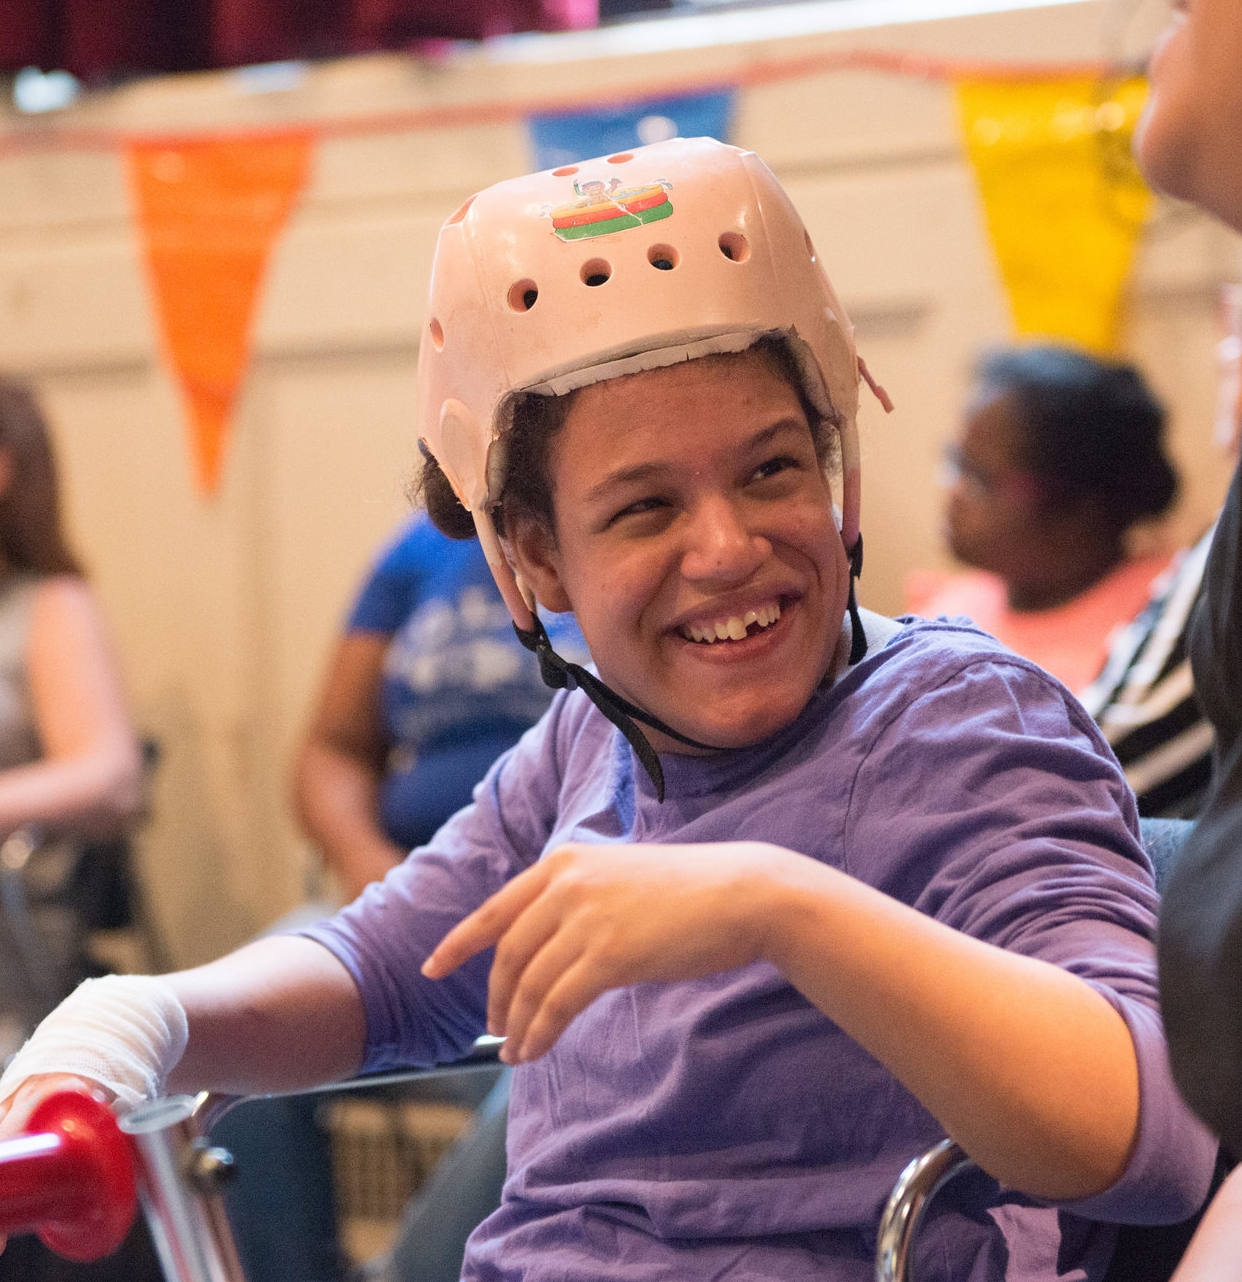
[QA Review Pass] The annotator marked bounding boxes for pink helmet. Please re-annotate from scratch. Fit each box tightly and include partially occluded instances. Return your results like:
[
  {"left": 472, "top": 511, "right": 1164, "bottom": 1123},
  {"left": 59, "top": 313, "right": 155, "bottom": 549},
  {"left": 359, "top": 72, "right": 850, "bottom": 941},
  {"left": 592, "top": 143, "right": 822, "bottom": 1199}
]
[{"left": 417, "top": 136, "right": 870, "bottom": 630}]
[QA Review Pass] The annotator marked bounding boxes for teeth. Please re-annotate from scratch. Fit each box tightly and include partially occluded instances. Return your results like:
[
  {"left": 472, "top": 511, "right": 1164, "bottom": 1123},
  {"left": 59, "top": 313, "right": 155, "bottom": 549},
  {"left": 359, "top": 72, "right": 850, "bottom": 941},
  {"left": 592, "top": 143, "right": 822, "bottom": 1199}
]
[{"left": 684, "top": 601, "right": 781, "bottom": 644}]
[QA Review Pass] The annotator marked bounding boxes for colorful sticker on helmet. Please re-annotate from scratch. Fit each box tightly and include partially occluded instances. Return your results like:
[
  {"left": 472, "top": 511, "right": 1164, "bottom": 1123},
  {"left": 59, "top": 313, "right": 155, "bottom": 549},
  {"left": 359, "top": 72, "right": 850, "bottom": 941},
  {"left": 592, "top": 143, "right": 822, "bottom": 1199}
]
[{"left": 546, "top": 176, "right": 674, "bottom": 241}]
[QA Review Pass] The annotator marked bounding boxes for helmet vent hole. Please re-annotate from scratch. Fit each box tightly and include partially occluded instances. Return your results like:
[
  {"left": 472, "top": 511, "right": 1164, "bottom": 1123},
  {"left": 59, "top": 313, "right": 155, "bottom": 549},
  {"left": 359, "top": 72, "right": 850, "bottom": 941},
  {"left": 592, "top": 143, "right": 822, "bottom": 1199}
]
[
  {"left": 804, "top": 230, "right": 817, "bottom": 262},
  {"left": 718, "top": 232, "right": 750, "bottom": 263},
  {"left": 551, "top": 166, "right": 579, "bottom": 177},
  {"left": 507, "top": 280, "right": 539, "bottom": 312},
  {"left": 428, "top": 317, "right": 445, "bottom": 350},
  {"left": 606, "top": 152, "right": 634, "bottom": 164},
  {"left": 580, "top": 259, "right": 612, "bottom": 287},
  {"left": 648, "top": 244, "right": 678, "bottom": 271}
]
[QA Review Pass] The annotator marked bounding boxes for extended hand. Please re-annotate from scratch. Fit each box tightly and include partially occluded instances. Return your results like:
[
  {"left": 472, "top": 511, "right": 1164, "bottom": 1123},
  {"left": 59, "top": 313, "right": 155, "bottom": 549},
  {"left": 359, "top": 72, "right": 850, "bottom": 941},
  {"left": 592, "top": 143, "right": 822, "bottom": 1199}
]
[{"left": 423, "top": 841, "right": 798, "bottom": 1063}]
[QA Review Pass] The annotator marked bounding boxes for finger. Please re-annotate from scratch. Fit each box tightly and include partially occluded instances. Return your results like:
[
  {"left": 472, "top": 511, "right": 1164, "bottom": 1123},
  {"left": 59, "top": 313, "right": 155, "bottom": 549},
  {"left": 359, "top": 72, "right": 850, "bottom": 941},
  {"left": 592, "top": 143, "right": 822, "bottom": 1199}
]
[
  {"left": 422, "top": 863, "right": 551, "bottom": 979},
  {"left": 487, "top": 907, "right": 579, "bottom": 1046},
  {"left": 491, "top": 907, "right": 595, "bottom": 1047},
  {"left": 0, "top": 1076, "right": 112, "bottom": 1138},
  {"left": 0, "top": 1081, "right": 45, "bottom": 1135},
  {"left": 508, "top": 955, "right": 615, "bottom": 1064}
]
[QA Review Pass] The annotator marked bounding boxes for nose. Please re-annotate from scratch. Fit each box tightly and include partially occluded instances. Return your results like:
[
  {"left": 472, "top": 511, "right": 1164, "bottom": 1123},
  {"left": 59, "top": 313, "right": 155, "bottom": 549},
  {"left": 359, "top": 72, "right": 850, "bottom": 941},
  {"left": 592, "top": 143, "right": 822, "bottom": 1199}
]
[{"left": 679, "top": 496, "right": 770, "bottom": 584}]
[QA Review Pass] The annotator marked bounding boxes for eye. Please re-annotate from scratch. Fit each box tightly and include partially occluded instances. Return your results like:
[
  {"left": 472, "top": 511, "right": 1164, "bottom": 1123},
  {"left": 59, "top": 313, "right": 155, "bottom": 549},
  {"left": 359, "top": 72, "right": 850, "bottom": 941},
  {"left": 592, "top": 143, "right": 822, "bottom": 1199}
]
[
  {"left": 605, "top": 495, "right": 671, "bottom": 529},
  {"left": 751, "top": 455, "right": 800, "bottom": 482}
]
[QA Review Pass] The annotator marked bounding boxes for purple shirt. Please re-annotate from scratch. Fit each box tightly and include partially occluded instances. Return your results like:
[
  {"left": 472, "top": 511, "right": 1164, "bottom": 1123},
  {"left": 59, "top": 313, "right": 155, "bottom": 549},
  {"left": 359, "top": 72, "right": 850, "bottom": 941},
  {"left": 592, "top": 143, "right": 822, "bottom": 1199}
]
[{"left": 303, "top": 618, "right": 1215, "bottom": 1281}]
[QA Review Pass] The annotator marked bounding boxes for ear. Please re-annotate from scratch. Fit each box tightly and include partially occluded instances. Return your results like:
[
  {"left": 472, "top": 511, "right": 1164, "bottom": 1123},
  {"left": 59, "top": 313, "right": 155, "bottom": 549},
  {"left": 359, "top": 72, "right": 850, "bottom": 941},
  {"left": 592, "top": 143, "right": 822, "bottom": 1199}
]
[{"left": 506, "top": 511, "right": 573, "bottom": 614}]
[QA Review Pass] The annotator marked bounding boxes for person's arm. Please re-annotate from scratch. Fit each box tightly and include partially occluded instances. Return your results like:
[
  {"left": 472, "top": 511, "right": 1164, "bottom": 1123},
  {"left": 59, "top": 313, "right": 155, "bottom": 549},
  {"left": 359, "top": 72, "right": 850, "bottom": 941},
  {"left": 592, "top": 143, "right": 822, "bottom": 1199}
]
[
  {"left": 0, "top": 935, "right": 366, "bottom": 1135},
  {"left": 0, "top": 576, "right": 143, "bottom": 837},
  {"left": 166, "top": 935, "right": 366, "bottom": 1094},
  {"left": 424, "top": 839, "right": 1137, "bottom": 1202},
  {"left": 1168, "top": 1162, "right": 1242, "bottom": 1282},
  {"left": 293, "top": 631, "right": 406, "bottom": 901}
]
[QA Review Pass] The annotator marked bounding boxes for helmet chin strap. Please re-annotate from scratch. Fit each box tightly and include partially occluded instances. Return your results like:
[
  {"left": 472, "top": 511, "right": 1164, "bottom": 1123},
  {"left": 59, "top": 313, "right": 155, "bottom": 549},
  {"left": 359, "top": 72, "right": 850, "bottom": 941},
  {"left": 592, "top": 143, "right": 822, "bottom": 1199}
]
[
  {"left": 846, "top": 534, "right": 867, "bottom": 666},
  {"left": 513, "top": 615, "right": 715, "bottom": 802},
  {"left": 514, "top": 531, "right": 869, "bottom": 803},
  {"left": 477, "top": 502, "right": 715, "bottom": 800}
]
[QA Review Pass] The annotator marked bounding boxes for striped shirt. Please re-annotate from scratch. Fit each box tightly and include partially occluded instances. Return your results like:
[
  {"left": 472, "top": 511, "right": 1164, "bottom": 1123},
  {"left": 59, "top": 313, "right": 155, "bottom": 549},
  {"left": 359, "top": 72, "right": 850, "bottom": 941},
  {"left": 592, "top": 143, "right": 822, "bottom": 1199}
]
[{"left": 1080, "top": 527, "right": 1216, "bottom": 818}]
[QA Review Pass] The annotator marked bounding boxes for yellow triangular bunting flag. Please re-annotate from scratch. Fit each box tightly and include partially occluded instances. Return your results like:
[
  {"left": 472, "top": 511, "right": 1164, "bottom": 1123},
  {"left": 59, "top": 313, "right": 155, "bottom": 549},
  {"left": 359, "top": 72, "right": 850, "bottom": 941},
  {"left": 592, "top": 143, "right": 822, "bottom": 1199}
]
[{"left": 955, "top": 75, "right": 1153, "bottom": 354}]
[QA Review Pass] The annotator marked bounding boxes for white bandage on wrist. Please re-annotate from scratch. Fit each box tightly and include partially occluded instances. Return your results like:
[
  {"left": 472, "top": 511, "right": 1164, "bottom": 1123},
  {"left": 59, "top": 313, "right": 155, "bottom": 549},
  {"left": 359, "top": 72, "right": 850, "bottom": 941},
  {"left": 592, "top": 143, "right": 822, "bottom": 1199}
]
[{"left": 0, "top": 975, "right": 189, "bottom": 1111}]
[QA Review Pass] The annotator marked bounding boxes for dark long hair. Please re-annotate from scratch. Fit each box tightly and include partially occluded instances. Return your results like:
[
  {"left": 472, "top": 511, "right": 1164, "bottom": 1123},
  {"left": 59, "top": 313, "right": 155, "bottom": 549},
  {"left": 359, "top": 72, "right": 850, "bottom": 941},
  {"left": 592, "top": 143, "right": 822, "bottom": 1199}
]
[{"left": 0, "top": 379, "right": 82, "bottom": 576}]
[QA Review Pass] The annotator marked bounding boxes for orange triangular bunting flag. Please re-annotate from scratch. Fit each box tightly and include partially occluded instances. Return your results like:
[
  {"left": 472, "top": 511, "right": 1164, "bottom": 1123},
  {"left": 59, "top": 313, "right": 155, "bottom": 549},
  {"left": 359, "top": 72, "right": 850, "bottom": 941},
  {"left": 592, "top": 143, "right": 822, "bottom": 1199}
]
[{"left": 126, "top": 132, "right": 314, "bottom": 494}]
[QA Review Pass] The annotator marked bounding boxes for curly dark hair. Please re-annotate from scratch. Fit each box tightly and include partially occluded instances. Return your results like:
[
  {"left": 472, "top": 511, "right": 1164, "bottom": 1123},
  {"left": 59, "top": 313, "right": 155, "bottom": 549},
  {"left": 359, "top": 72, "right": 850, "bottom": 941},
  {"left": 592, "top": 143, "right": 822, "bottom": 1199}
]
[
  {"left": 974, "top": 344, "right": 1178, "bottom": 532},
  {"left": 413, "top": 338, "right": 839, "bottom": 542}
]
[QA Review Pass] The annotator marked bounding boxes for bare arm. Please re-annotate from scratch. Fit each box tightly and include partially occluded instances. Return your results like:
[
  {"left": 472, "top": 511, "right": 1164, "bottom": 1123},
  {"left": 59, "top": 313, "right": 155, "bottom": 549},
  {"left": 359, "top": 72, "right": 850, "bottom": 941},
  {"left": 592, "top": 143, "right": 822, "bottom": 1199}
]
[
  {"left": 424, "top": 841, "right": 1138, "bottom": 1201},
  {"left": 292, "top": 631, "right": 405, "bottom": 901},
  {"left": 1169, "top": 1162, "right": 1242, "bottom": 1282},
  {"left": 166, "top": 935, "right": 366, "bottom": 1096},
  {"left": 0, "top": 934, "right": 364, "bottom": 1253},
  {"left": 0, "top": 935, "right": 366, "bottom": 1141},
  {"left": 763, "top": 850, "right": 1137, "bottom": 1200},
  {"left": 0, "top": 576, "right": 143, "bottom": 837}
]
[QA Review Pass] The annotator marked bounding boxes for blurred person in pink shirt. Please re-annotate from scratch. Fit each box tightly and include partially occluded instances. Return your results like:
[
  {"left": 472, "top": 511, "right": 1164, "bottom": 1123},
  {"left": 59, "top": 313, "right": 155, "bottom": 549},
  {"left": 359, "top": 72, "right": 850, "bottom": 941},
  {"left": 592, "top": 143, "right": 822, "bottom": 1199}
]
[{"left": 908, "top": 343, "right": 1177, "bottom": 696}]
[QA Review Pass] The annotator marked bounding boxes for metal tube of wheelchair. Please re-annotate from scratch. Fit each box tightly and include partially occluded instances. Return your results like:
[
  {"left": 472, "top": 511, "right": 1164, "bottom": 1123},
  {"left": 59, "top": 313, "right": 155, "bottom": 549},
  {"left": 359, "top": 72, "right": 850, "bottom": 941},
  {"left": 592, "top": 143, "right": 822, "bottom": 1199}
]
[
  {"left": 119, "top": 1096, "right": 247, "bottom": 1282},
  {"left": 875, "top": 1139, "right": 973, "bottom": 1282}
]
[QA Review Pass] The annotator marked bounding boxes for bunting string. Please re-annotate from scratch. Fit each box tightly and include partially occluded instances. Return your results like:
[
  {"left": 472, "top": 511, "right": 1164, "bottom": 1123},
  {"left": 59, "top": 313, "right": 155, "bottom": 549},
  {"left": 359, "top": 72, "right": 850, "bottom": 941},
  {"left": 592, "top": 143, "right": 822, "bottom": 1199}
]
[
  {"left": 0, "top": 47, "right": 1129, "bottom": 156},
  {"left": 0, "top": 43, "right": 1152, "bottom": 493}
]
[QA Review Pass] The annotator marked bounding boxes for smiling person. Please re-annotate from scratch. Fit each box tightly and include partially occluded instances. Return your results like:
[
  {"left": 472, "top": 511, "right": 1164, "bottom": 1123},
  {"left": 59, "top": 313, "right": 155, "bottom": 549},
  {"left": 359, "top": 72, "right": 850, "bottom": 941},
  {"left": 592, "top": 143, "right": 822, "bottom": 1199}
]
[{"left": 0, "top": 139, "right": 1216, "bottom": 1281}]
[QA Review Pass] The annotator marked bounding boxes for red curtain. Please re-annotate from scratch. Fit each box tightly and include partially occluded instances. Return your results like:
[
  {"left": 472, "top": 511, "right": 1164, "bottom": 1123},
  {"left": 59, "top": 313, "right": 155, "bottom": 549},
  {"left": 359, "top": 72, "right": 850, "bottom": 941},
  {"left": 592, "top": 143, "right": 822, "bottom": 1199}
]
[
  {"left": 1, "top": 0, "right": 211, "bottom": 79},
  {"left": 0, "top": 0, "right": 597, "bottom": 80}
]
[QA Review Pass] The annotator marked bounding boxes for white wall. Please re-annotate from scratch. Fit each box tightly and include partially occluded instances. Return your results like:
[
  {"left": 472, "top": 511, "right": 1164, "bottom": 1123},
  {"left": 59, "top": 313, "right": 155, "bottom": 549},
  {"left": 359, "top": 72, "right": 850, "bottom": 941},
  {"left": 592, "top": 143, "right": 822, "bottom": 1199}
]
[{"left": 0, "top": 0, "right": 1236, "bottom": 963}]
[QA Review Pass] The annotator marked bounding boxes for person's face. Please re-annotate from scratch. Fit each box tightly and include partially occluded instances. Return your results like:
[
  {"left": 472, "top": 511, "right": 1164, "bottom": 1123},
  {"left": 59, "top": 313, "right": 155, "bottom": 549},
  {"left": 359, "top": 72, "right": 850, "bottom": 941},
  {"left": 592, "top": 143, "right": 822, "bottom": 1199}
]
[
  {"left": 943, "top": 389, "right": 1048, "bottom": 577},
  {"left": 1135, "top": 0, "right": 1242, "bottom": 232},
  {"left": 509, "top": 348, "right": 850, "bottom": 753}
]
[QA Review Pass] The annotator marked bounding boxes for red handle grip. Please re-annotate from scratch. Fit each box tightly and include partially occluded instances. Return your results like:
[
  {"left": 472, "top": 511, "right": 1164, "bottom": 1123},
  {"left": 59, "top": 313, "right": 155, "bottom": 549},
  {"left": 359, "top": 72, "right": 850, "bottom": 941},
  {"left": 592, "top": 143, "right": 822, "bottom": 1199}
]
[{"left": 0, "top": 1090, "right": 137, "bottom": 1261}]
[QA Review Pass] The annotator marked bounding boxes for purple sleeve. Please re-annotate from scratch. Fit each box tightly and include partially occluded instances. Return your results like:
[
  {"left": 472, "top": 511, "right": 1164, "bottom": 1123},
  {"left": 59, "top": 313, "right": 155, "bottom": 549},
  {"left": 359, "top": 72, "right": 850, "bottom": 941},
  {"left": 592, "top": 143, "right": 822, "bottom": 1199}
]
[
  {"left": 845, "top": 653, "right": 1216, "bottom": 1224},
  {"left": 1065, "top": 998, "right": 1217, "bottom": 1224},
  {"left": 299, "top": 694, "right": 574, "bottom": 1071}
]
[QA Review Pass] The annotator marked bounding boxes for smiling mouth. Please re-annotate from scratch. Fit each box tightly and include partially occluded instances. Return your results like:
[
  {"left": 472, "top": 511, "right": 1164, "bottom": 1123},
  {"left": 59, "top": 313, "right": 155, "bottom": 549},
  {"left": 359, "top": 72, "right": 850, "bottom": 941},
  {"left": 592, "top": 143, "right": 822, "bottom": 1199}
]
[{"left": 681, "top": 601, "right": 782, "bottom": 644}]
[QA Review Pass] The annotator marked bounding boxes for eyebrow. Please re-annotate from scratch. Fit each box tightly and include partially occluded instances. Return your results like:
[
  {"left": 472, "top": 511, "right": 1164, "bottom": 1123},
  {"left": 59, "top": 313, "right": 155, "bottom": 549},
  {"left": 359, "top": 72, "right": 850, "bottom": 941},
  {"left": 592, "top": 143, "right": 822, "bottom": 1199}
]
[{"left": 583, "top": 419, "right": 805, "bottom": 504}]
